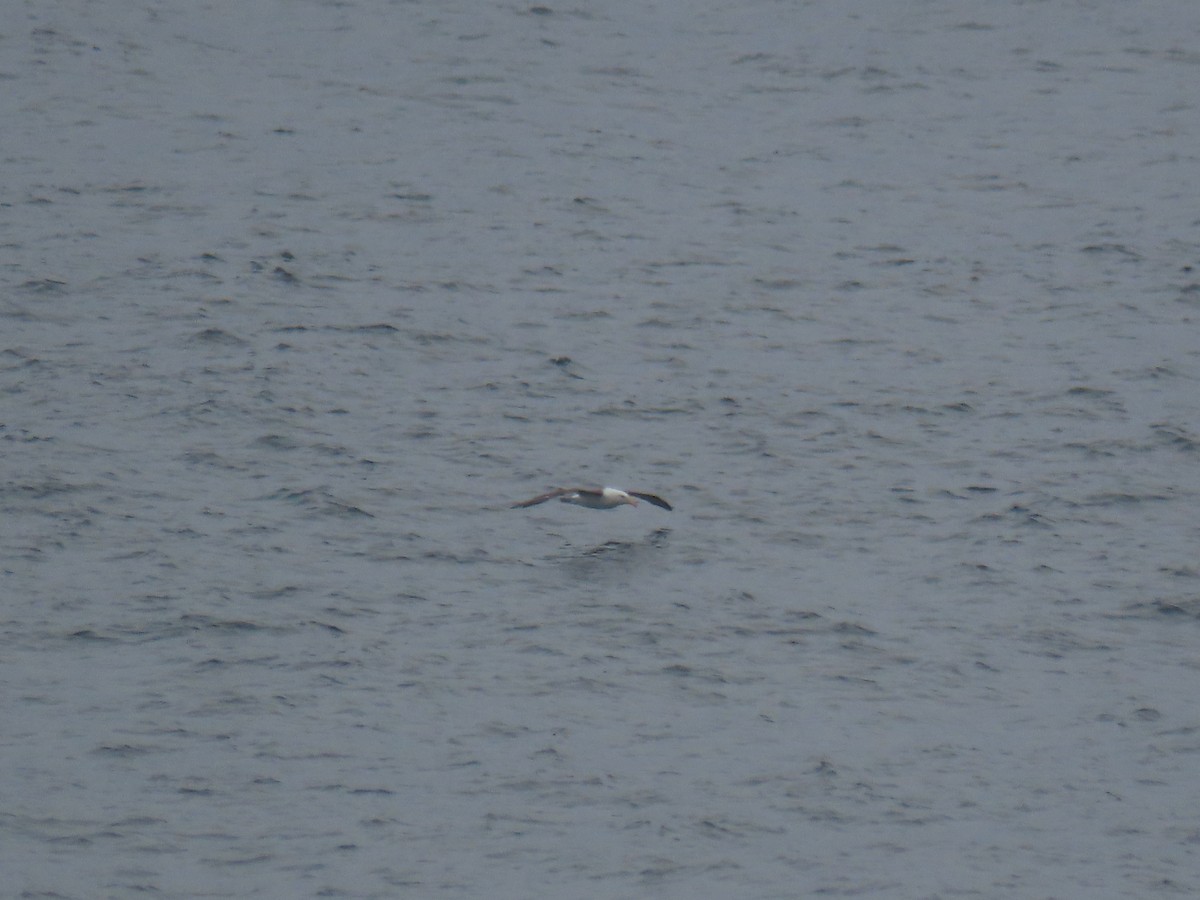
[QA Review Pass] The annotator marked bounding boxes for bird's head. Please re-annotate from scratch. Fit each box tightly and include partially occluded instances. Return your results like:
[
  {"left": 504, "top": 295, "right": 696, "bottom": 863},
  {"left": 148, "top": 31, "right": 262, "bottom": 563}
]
[{"left": 602, "top": 486, "right": 638, "bottom": 507}]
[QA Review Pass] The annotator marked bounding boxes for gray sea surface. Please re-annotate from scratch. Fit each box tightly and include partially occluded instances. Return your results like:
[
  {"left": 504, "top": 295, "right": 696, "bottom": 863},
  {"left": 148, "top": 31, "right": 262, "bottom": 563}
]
[{"left": 4, "top": 1, "right": 1200, "bottom": 897}]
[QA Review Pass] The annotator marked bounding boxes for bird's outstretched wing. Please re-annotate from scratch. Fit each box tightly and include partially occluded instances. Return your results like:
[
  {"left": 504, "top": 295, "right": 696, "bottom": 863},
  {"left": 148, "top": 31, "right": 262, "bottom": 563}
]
[
  {"left": 511, "top": 487, "right": 572, "bottom": 508},
  {"left": 629, "top": 491, "right": 673, "bottom": 511}
]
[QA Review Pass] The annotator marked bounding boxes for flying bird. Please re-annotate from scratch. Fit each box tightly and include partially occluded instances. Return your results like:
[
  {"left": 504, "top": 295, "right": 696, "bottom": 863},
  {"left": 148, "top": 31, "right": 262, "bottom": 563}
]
[{"left": 512, "top": 486, "right": 673, "bottom": 512}]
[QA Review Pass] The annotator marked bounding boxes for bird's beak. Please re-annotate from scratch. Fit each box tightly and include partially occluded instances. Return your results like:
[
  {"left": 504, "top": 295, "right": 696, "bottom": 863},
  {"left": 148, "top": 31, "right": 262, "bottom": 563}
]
[{"left": 627, "top": 496, "right": 639, "bottom": 507}]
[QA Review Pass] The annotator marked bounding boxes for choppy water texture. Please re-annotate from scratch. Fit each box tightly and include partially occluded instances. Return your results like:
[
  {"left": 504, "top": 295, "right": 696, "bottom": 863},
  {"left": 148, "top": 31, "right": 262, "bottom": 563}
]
[{"left": 4, "top": 1, "right": 1200, "bottom": 897}]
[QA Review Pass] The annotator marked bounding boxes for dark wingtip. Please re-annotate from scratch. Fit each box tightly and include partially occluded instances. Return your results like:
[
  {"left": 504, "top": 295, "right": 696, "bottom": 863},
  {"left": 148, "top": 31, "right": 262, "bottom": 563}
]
[{"left": 631, "top": 492, "right": 673, "bottom": 511}]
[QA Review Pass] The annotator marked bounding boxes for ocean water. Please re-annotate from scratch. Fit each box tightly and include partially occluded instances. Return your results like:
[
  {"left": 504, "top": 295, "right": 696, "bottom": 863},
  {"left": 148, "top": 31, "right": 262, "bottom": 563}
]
[{"left": 3, "top": 1, "right": 1200, "bottom": 897}]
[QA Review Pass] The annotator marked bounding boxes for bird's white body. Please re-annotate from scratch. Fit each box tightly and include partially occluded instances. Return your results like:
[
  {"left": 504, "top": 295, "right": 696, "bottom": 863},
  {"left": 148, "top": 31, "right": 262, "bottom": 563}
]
[{"left": 564, "top": 487, "right": 638, "bottom": 509}]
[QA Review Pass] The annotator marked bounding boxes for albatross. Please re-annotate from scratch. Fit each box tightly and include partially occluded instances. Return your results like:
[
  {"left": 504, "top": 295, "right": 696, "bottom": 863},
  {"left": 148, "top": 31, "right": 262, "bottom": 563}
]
[{"left": 512, "top": 486, "right": 673, "bottom": 512}]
